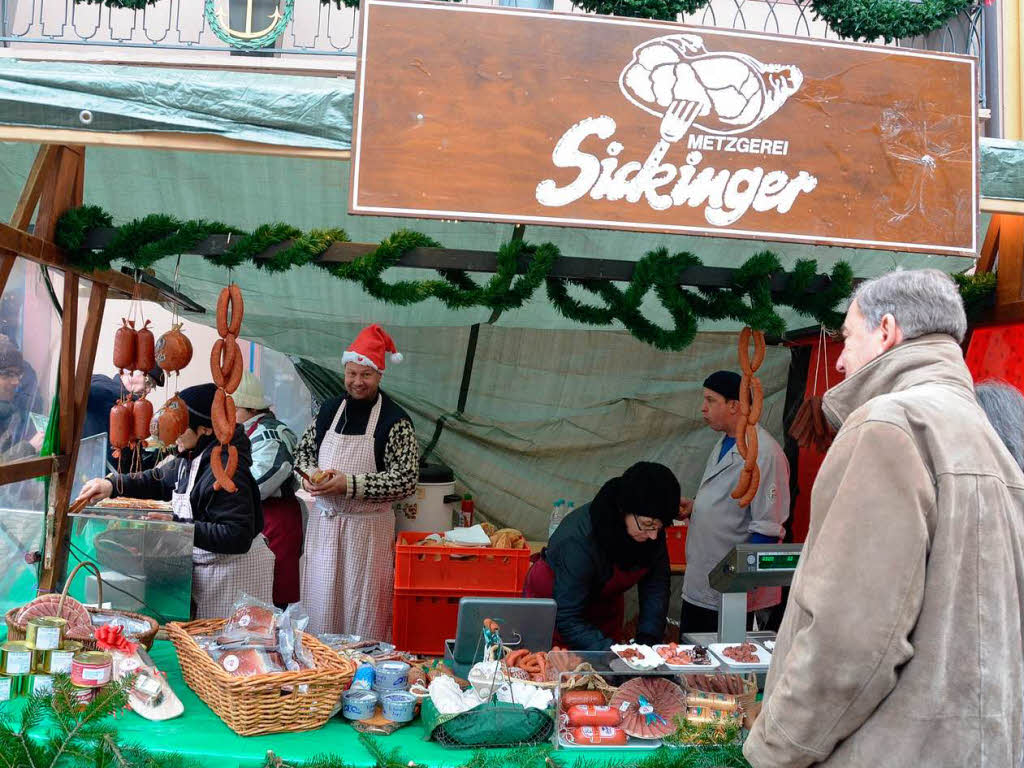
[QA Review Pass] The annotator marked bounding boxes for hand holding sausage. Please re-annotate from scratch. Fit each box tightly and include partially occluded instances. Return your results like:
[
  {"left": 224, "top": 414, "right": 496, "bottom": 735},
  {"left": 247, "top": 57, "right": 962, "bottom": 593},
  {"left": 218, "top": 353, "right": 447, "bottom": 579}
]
[
  {"left": 309, "top": 471, "right": 347, "bottom": 497},
  {"left": 76, "top": 478, "right": 113, "bottom": 506}
]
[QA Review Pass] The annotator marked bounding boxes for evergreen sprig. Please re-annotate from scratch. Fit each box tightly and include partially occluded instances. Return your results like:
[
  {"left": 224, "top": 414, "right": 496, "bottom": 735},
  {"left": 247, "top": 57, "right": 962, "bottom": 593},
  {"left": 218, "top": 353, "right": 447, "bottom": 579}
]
[
  {"left": 573, "top": 0, "right": 710, "bottom": 20},
  {"left": 0, "top": 674, "right": 196, "bottom": 768}
]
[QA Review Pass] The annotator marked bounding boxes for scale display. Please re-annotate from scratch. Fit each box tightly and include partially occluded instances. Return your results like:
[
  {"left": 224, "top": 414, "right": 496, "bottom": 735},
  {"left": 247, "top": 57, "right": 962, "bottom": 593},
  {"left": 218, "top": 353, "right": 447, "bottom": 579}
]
[{"left": 757, "top": 552, "right": 800, "bottom": 571}]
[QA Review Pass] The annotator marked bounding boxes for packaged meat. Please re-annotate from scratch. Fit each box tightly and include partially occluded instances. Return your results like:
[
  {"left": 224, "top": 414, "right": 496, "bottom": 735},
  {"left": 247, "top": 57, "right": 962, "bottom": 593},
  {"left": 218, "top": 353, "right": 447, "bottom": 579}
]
[
  {"left": 571, "top": 726, "right": 628, "bottom": 746},
  {"left": 209, "top": 647, "right": 287, "bottom": 677},
  {"left": 565, "top": 704, "right": 622, "bottom": 727},
  {"left": 217, "top": 594, "right": 281, "bottom": 647}
]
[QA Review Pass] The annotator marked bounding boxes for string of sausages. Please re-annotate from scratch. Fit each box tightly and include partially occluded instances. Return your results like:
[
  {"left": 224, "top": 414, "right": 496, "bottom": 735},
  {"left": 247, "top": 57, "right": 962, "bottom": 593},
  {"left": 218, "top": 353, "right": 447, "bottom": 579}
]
[
  {"left": 109, "top": 318, "right": 156, "bottom": 461},
  {"left": 731, "top": 327, "right": 765, "bottom": 508},
  {"left": 209, "top": 284, "right": 244, "bottom": 493}
]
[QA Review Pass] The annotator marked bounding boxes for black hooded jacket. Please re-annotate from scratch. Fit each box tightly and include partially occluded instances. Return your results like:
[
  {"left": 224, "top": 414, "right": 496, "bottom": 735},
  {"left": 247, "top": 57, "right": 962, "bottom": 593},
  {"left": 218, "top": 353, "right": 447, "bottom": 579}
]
[
  {"left": 111, "top": 425, "right": 264, "bottom": 555},
  {"left": 544, "top": 476, "right": 671, "bottom": 651}
]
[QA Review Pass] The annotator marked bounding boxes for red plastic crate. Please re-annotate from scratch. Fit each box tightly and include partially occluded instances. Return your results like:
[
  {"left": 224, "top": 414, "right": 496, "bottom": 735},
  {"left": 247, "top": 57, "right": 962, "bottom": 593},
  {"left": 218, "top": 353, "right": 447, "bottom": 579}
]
[
  {"left": 666, "top": 524, "right": 688, "bottom": 566},
  {"left": 392, "top": 589, "right": 519, "bottom": 656},
  {"left": 394, "top": 531, "right": 532, "bottom": 593}
]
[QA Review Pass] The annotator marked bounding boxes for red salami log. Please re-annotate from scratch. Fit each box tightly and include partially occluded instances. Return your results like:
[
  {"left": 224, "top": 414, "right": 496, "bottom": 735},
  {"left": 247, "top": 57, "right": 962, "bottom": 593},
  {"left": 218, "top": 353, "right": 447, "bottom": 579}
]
[
  {"left": 570, "top": 726, "right": 628, "bottom": 746},
  {"left": 133, "top": 397, "right": 154, "bottom": 442},
  {"left": 566, "top": 705, "right": 621, "bottom": 727},
  {"left": 109, "top": 402, "right": 131, "bottom": 449},
  {"left": 135, "top": 320, "right": 155, "bottom": 373},
  {"left": 113, "top": 319, "right": 137, "bottom": 373}
]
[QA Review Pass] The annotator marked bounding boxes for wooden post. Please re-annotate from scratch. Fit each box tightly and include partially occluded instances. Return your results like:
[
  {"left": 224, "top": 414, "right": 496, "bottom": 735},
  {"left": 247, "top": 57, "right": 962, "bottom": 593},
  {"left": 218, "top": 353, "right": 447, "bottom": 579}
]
[{"left": 34, "top": 145, "right": 93, "bottom": 592}]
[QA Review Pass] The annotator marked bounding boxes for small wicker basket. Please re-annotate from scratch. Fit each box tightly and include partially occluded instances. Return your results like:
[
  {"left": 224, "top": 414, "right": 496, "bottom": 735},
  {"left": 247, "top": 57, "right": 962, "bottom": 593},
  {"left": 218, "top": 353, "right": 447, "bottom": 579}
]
[
  {"left": 5, "top": 561, "right": 159, "bottom": 650},
  {"left": 166, "top": 618, "right": 356, "bottom": 736}
]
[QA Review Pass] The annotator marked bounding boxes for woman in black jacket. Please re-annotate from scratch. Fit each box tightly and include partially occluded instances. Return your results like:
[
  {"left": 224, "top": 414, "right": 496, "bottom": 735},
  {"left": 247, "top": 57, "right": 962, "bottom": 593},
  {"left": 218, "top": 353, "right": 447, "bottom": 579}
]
[
  {"left": 76, "top": 383, "right": 275, "bottom": 618},
  {"left": 523, "top": 462, "right": 679, "bottom": 651}
]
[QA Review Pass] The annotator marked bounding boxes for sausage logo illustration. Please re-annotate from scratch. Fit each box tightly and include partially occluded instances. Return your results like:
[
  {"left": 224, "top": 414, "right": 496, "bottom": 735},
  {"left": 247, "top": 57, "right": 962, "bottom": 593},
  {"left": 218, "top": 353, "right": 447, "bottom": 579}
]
[
  {"left": 619, "top": 34, "right": 802, "bottom": 136},
  {"left": 536, "top": 33, "right": 817, "bottom": 226}
]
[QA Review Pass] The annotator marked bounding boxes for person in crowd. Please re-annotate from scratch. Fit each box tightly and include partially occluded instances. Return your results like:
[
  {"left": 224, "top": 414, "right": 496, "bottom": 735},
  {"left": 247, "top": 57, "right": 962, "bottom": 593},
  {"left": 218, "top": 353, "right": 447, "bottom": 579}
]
[
  {"left": 522, "top": 461, "right": 677, "bottom": 650},
  {"left": 294, "top": 324, "right": 419, "bottom": 639},
  {"left": 745, "top": 269, "right": 1024, "bottom": 768},
  {"left": 233, "top": 371, "right": 303, "bottom": 608},
  {"left": 0, "top": 337, "right": 40, "bottom": 461},
  {"left": 75, "top": 383, "right": 275, "bottom": 619},
  {"left": 83, "top": 365, "right": 165, "bottom": 473},
  {"left": 976, "top": 380, "right": 1024, "bottom": 470},
  {"left": 677, "top": 370, "right": 790, "bottom": 634}
]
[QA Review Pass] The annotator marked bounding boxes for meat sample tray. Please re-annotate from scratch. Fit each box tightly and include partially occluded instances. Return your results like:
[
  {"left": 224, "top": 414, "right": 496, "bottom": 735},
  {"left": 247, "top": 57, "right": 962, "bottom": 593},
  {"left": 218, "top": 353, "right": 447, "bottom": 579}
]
[{"left": 708, "top": 642, "right": 772, "bottom": 668}]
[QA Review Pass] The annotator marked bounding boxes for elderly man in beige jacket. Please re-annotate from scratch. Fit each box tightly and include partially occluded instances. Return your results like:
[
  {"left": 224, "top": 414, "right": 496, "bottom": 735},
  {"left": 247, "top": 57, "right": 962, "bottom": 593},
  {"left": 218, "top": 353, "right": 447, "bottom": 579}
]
[{"left": 745, "top": 269, "right": 1024, "bottom": 768}]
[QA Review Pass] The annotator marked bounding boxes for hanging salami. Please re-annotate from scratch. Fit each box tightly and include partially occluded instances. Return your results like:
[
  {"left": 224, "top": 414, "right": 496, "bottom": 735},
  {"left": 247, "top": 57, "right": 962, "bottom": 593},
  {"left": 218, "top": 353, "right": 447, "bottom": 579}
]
[
  {"left": 113, "top": 319, "right": 137, "bottom": 373},
  {"left": 209, "top": 284, "right": 245, "bottom": 492},
  {"left": 732, "top": 327, "right": 766, "bottom": 506},
  {"left": 156, "top": 324, "right": 193, "bottom": 375},
  {"left": 135, "top": 320, "right": 155, "bottom": 373}
]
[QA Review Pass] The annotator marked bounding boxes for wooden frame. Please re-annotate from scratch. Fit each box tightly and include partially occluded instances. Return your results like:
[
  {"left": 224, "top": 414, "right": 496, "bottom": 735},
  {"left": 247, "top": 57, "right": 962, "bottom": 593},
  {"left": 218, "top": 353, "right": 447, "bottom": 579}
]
[{"left": 0, "top": 144, "right": 192, "bottom": 591}]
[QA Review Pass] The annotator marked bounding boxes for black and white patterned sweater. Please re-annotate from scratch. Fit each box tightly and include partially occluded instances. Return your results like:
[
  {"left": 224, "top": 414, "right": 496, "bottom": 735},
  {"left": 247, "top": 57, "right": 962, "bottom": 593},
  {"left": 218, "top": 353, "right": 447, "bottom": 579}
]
[{"left": 294, "top": 391, "right": 419, "bottom": 502}]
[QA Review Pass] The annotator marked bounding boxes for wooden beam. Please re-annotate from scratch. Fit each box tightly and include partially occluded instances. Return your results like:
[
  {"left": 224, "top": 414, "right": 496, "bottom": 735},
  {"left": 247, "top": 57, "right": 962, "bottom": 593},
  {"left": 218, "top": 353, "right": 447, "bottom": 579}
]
[
  {"left": 976, "top": 215, "right": 1001, "bottom": 275},
  {"left": 35, "top": 147, "right": 82, "bottom": 244},
  {"left": 57, "top": 274, "right": 80, "bottom": 458},
  {"left": 0, "top": 126, "right": 351, "bottom": 162},
  {"left": 0, "top": 455, "right": 68, "bottom": 487},
  {"left": 982, "top": 198, "right": 1024, "bottom": 215},
  {"left": 11, "top": 145, "right": 60, "bottom": 230},
  {"left": 80, "top": 230, "right": 839, "bottom": 295},
  {"left": 0, "top": 222, "right": 182, "bottom": 304},
  {"left": 995, "top": 215, "right": 1024, "bottom": 307}
]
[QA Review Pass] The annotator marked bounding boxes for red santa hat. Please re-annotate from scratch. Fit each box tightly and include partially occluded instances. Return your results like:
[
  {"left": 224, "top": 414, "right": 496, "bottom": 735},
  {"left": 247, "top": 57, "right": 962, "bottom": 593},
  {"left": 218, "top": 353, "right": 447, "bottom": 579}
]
[{"left": 341, "top": 324, "right": 403, "bottom": 373}]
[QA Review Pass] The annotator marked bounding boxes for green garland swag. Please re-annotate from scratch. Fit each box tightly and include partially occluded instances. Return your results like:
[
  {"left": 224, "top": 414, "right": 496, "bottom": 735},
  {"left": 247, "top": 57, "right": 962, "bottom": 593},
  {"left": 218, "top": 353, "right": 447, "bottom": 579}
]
[
  {"left": 810, "top": 0, "right": 972, "bottom": 42},
  {"left": 57, "top": 204, "right": 852, "bottom": 351},
  {"left": 74, "top": 0, "right": 159, "bottom": 9},
  {"left": 572, "top": 0, "right": 710, "bottom": 21}
]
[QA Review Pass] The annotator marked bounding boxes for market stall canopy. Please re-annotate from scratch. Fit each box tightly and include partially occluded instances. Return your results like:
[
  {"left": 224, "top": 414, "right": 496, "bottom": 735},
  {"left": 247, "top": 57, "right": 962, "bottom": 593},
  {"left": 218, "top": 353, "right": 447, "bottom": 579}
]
[{"left": 0, "top": 61, "right": 352, "bottom": 156}]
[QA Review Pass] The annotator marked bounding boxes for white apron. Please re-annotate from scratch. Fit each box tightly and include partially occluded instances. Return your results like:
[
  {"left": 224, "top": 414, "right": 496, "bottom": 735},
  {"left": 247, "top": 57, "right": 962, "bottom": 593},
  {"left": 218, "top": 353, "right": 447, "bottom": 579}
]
[
  {"left": 172, "top": 445, "right": 275, "bottom": 619},
  {"left": 301, "top": 397, "right": 395, "bottom": 640}
]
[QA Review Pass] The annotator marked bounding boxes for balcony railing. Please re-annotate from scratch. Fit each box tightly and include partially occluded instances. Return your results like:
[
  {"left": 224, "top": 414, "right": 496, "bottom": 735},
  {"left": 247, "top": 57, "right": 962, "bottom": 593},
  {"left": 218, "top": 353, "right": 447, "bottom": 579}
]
[{"left": 0, "top": 0, "right": 988, "bottom": 107}]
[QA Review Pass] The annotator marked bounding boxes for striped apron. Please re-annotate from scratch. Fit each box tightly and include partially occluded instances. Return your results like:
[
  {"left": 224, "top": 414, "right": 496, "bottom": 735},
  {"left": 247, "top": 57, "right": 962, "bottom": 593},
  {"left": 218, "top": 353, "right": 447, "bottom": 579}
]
[
  {"left": 172, "top": 445, "right": 275, "bottom": 619},
  {"left": 301, "top": 397, "right": 395, "bottom": 640}
]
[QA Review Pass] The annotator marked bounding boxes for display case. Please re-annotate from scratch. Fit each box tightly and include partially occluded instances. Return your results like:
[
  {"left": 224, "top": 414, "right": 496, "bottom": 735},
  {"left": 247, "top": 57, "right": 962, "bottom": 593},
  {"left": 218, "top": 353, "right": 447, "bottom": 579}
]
[
  {"left": 550, "top": 649, "right": 750, "bottom": 752},
  {"left": 65, "top": 505, "right": 193, "bottom": 622}
]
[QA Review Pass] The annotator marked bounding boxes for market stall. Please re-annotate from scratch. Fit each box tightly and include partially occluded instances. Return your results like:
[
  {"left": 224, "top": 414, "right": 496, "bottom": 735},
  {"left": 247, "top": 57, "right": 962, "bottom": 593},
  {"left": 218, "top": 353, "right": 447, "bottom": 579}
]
[{"left": 0, "top": 0, "right": 1013, "bottom": 761}]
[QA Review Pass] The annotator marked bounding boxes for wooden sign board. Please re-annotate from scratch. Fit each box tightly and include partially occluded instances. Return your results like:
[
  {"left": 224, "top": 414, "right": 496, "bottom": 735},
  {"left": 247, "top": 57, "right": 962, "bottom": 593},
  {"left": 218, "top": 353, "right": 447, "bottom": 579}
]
[{"left": 350, "top": 0, "right": 978, "bottom": 256}]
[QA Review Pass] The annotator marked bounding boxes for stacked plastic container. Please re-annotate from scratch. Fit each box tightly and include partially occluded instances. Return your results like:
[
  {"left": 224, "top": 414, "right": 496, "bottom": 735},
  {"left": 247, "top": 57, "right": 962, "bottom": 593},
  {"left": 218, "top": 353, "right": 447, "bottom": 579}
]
[{"left": 391, "top": 531, "right": 532, "bottom": 655}]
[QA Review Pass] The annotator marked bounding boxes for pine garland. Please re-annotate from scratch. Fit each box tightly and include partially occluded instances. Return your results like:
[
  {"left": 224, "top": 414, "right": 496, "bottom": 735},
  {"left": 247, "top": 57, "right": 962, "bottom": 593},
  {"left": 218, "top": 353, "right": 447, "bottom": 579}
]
[
  {"left": 56, "top": 205, "right": 853, "bottom": 351},
  {"left": 74, "top": 0, "right": 158, "bottom": 8},
  {"left": 952, "top": 271, "right": 996, "bottom": 320},
  {"left": 809, "top": 0, "right": 973, "bottom": 43}
]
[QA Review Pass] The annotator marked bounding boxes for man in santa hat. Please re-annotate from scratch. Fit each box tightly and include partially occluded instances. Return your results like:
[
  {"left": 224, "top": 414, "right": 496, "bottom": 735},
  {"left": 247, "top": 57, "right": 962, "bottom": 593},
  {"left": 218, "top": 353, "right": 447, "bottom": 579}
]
[{"left": 294, "top": 324, "right": 419, "bottom": 639}]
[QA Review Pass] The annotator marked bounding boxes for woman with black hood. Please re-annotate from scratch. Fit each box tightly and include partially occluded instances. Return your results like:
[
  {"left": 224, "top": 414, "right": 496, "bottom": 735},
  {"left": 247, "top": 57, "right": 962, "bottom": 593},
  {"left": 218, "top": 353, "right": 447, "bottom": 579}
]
[
  {"left": 522, "top": 462, "right": 679, "bottom": 651},
  {"left": 76, "top": 383, "right": 275, "bottom": 619}
]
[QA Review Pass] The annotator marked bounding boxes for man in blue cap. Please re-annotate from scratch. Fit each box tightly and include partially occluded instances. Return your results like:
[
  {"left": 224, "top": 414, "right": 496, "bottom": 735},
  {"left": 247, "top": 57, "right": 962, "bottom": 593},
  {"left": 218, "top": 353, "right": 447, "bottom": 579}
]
[{"left": 678, "top": 370, "right": 790, "bottom": 635}]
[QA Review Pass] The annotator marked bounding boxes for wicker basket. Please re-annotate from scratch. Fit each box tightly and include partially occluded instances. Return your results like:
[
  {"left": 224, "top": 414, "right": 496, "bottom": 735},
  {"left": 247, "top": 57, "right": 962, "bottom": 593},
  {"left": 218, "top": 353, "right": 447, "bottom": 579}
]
[
  {"left": 167, "top": 618, "right": 356, "bottom": 736},
  {"left": 5, "top": 561, "right": 159, "bottom": 651}
]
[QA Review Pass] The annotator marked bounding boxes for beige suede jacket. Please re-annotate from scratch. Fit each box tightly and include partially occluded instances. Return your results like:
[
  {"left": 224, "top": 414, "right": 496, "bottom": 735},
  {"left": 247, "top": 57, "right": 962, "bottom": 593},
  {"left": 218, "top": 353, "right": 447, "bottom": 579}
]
[{"left": 745, "top": 335, "right": 1024, "bottom": 768}]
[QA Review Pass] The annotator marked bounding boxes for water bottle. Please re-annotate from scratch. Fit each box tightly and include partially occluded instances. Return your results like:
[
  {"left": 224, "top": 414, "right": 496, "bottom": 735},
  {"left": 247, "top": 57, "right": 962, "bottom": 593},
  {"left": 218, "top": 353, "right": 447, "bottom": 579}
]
[{"left": 548, "top": 499, "right": 565, "bottom": 540}]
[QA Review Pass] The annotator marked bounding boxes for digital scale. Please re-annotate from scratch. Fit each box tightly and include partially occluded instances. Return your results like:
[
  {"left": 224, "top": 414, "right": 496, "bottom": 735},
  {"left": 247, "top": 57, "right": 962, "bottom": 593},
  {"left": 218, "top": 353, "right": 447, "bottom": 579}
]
[{"left": 685, "top": 543, "right": 803, "bottom": 653}]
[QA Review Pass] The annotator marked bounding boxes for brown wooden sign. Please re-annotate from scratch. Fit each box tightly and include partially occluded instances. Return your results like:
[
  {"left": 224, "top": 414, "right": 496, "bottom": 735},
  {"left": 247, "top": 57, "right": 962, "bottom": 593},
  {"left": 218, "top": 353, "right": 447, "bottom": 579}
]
[{"left": 350, "top": 0, "right": 978, "bottom": 256}]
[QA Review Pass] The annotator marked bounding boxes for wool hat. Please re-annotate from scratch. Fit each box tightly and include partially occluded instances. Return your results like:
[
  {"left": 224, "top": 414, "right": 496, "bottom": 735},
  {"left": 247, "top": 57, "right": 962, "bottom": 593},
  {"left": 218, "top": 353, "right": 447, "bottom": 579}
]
[
  {"left": 703, "top": 370, "right": 742, "bottom": 402},
  {"left": 616, "top": 461, "right": 681, "bottom": 526},
  {"left": 179, "top": 383, "right": 216, "bottom": 431},
  {"left": 341, "top": 324, "right": 403, "bottom": 373},
  {"left": 233, "top": 371, "right": 270, "bottom": 410},
  {"left": 0, "top": 337, "right": 23, "bottom": 373}
]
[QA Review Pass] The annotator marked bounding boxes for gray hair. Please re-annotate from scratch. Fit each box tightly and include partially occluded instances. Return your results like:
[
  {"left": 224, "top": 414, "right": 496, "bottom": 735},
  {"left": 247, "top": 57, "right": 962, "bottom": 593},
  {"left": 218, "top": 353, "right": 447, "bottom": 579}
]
[
  {"left": 853, "top": 269, "right": 967, "bottom": 343},
  {"left": 976, "top": 381, "right": 1024, "bottom": 470}
]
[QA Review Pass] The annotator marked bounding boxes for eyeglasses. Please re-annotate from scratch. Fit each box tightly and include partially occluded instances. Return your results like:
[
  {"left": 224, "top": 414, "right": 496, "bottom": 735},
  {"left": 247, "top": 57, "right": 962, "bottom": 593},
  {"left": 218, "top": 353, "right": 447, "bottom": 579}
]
[{"left": 632, "top": 514, "right": 663, "bottom": 533}]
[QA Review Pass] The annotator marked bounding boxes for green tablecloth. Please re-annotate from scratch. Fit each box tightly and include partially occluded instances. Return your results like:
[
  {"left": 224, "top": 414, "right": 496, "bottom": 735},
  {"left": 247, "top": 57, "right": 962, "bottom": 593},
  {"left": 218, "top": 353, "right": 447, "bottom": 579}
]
[{"left": 6, "top": 640, "right": 661, "bottom": 767}]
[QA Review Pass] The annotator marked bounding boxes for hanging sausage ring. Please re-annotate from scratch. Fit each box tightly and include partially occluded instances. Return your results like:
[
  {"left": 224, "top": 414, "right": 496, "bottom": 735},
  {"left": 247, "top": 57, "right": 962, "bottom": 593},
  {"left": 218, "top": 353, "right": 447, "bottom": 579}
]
[
  {"left": 209, "top": 283, "right": 245, "bottom": 493},
  {"left": 732, "top": 327, "right": 766, "bottom": 507}
]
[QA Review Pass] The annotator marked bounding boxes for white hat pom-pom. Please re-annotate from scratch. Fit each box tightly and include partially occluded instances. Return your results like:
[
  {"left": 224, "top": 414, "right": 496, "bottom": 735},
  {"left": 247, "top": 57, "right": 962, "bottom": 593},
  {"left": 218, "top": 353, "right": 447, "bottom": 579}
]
[{"left": 390, "top": 352, "right": 404, "bottom": 363}]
